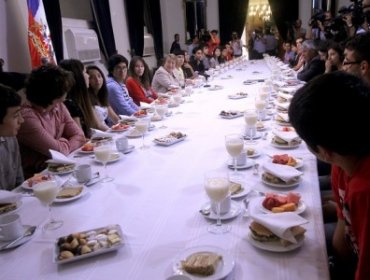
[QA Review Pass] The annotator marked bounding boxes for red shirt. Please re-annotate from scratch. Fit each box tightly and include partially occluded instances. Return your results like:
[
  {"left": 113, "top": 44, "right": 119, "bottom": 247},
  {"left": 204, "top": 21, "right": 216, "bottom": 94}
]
[
  {"left": 332, "top": 156, "right": 370, "bottom": 280},
  {"left": 126, "top": 77, "right": 158, "bottom": 106}
]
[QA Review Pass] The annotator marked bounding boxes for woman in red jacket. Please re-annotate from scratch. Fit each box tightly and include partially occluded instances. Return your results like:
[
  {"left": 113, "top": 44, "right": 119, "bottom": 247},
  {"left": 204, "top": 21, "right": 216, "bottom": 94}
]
[{"left": 126, "top": 56, "right": 158, "bottom": 106}]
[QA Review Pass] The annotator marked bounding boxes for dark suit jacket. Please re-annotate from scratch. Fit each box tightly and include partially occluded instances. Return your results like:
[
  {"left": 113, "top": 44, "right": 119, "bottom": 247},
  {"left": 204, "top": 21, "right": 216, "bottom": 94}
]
[{"left": 297, "top": 56, "right": 325, "bottom": 82}]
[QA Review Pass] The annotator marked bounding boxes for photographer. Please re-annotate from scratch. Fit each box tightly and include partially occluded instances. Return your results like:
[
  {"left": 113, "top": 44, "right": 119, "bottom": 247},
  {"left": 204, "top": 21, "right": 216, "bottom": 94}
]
[
  {"left": 306, "top": 11, "right": 332, "bottom": 41},
  {"left": 340, "top": 0, "right": 370, "bottom": 38}
]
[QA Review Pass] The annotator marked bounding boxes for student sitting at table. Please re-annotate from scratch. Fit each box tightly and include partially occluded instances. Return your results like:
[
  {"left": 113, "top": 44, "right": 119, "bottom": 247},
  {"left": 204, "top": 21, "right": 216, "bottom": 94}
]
[
  {"left": 152, "top": 54, "right": 181, "bottom": 93},
  {"left": 126, "top": 56, "right": 158, "bottom": 106},
  {"left": 288, "top": 72, "right": 370, "bottom": 280},
  {"left": 0, "top": 84, "right": 24, "bottom": 190},
  {"left": 106, "top": 54, "right": 140, "bottom": 116},
  {"left": 17, "top": 65, "right": 85, "bottom": 179}
]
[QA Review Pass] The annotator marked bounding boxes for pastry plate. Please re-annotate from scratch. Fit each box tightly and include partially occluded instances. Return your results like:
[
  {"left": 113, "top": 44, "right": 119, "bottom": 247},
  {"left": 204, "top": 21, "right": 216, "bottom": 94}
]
[
  {"left": 230, "top": 187, "right": 250, "bottom": 199},
  {"left": 172, "top": 245, "right": 235, "bottom": 280},
  {"left": 261, "top": 176, "right": 301, "bottom": 189},
  {"left": 247, "top": 231, "right": 304, "bottom": 252},
  {"left": 153, "top": 136, "right": 186, "bottom": 146},
  {"left": 93, "top": 152, "right": 121, "bottom": 164},
  {"left": 53, "top": 185, "right": 88, "bottom": 203},
  {"left": 0, "top": 224, "right": 36, "bottom": 251},
  {"left": 201, "top": 201, "right": 241, "bottom": 220},
  {"left": 245, "top": 149, "right": 261, "bottom": 158},
  {"left": 243, "top": 131, "right": 262, "bottom": 140},
  {"left": 251, "top": 196, "right": 306, "bottom": 215},
  {"left": 54, "top": 224, "right": 124, "bottom": 264},
  {"left": 268, "top": 157, "right": 303, "bottom": 169},
  {"left": 47, "top": 165, "right": 75, "bottom": 175},
  {"left": 0, "top": 200, "right": 22, "bottom": 216},
  {"left": 227, "top": 160, "right": 254, "bottom": 170}
]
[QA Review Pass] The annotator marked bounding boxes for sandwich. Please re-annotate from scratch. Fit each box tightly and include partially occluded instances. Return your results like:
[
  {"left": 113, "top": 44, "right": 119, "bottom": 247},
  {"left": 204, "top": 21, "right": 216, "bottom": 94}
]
[
  {"left": 48, "top": 163, "right": 75, "bottom": 173},
  {"left": 249, "top": 221, "right": 306, "bottom": 246},
  {"left": 271, "top": 136, "right": 301, "bottom": 146},
  {"left": 275, "top": 114, "right": 290, "bottom": 124},
  {"left": 182, "top": 252, "right": 222, "bottom": 276},
  {"left": 262, "top": 172, "right": 300, "bottom": 185},
  {"left": 57, "top": 186, "right": 83, "bottom": 199},
  {"left": 0, "top": 203, "right": 17, "bottom": 214}
]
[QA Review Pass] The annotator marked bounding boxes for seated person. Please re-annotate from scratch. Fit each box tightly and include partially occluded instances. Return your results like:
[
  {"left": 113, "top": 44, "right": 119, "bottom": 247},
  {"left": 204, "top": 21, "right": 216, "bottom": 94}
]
[
  {"left": 0, "top": 84, "right": 24, "bottom": 190},
  {"left": 126, "top": 56, "right": 158, "bottom": 106},
  {"left": 106, "top": 54, "right": 139, "bottom": 116},
  {"left": 182, "top": 51, "right": 196, "bottom": 79},
  {"left": 189, "top": 47, "right": 206, "bottom": 75},
  {"left": 152, "top": 54, "right": 181, "bottom": 93},
  {"left": 289, "top": 72, "right": 370, "bottom": 280},
  {"left": 17, "top": 65, "right": 85, "bottom": 178},
  {"left": 297, "top": 40, "right": 325, "bottom": 82}
]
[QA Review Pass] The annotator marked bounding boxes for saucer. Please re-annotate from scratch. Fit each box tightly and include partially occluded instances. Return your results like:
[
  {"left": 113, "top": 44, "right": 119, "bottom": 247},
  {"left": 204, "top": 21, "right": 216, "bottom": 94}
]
[
  {"left": 201, "top": 201, "right": 241, "bottom": 220},
  {"left": 227, "top": 160, "right": 254, "bottom": 170},
  {"left": 243, "top": 131, "right": 262, "bottom": 140},
  {"left": 0, "top": 225, "right": 36, "bottom": 251},
  {"left": 121, "top": 145, "right": 135, "bottom": 154}
]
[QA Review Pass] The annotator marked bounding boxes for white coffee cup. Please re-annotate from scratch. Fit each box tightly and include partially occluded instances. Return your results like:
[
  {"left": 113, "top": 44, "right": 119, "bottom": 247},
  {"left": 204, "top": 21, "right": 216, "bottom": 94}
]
[
  {"left": 0, "top": 214, "right": 23, "bottom": 241},
  {"left": 211, "top": 195, "right": 231, "bottom": 215},
  {"left": 236, "top": 152, "right": 247, "bottom": 166},
  {"left": 115, "top": 136, "right": 129, "bottom": 152},
  {"left": 74, "top": 164, "right": 92, "bottom": 183}
]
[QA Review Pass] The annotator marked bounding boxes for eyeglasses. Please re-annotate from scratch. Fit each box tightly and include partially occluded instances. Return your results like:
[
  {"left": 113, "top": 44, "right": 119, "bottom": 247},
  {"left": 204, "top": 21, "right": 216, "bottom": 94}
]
[
  {"left": 342, "top": 60, "right": 361, "bottom": 66},
  {"left": 115, "top": 65, "right": 127, "bottom": 71}
]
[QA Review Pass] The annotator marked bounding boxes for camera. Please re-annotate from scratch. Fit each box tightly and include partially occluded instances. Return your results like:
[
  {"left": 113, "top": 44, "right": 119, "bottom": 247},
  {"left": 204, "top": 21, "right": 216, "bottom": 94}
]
[
  {"left": 338, "top": 0, "right": 366, "bottom": 28},
  {"left": 309, "top": 10, "right": 327, "bottom": 28}
]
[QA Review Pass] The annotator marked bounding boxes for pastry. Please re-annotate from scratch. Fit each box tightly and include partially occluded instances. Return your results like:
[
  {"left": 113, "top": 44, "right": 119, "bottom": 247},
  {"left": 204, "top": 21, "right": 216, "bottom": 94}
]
[
  {"left": 0, "top": 202, "right": 17, "bottom": 214},
  {"left": 56, "top": 186, "right": 83, "bottom": 199},
  {"left": 229, "top": 182, "right": 242, "bottom": 195},
  {"left": 48, "top": 163, "right": 75, "bottom": 173},
  {"left": 182, "top": 252, "right": 222, "bottom": 276}
]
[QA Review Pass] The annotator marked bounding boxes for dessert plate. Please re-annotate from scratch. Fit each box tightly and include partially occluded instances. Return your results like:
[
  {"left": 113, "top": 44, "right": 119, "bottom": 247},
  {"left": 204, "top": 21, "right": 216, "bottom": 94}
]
[
  {"left": 93, "top": 152, "right": 121, "bottom": 164},
  {"left": 53, "top": 185, "right": 88, "bottom": 203},
  {"left": 251, "top": 196, "right": 306, "bottom": 215},
  {"left": 268, "top": 157, "right": 303, "bottom": 169},
  {"left": 261, "top": 176, "right": 301, "bottom": 189},
  {"left": 172, "top": 245, "right": 235, "bottom": 280},
  {"left": 230, "top": 187, "right": 249, "bottom": 199},
  {"left": 153, "top": 136, "right": 186, "bottom": 146}
]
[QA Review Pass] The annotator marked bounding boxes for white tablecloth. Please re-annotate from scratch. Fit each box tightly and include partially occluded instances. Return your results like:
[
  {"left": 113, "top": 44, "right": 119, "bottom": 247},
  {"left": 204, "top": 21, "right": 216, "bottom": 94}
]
[{"left": 0, "top": 60, "right": 329, "bottom": 280}]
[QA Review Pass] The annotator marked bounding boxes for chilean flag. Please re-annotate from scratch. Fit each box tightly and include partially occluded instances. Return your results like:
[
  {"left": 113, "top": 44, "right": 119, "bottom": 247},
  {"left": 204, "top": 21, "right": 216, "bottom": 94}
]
[{"left": 27, "top": 0, "right": 56, "bottom": 68}]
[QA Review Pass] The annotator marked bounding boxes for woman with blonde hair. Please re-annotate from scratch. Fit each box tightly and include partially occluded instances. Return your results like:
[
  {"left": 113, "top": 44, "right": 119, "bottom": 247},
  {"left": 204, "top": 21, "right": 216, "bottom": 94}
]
[{"left": 151, "top": 54, "right": 181, "bottom": 93}]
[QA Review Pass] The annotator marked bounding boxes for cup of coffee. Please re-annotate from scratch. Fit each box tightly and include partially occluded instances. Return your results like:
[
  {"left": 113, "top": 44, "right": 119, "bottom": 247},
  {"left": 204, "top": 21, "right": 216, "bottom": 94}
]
[
  {"left": 0, "top": 214, "right": 23, "bottom": 241},
  {"left": 74, "top": 164, "right": 92, "bottom": 183},
  {"left": 115, "top": 136, "right": 129, "bottom": 152},
  {"left": 211, "top": 195, "right": 231, "bottom": 215}
]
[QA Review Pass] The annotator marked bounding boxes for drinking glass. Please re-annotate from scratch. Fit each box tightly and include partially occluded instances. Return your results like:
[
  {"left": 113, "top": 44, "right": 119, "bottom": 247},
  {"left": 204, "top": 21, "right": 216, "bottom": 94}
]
[
  {"left": 255, "top": 97, "right": 267, "bottom": 124},
  {"left": 225, "top": 134, "right": 244, "bottom": 182},
  {"left": 155, "top": 104, "right": 168, "bottom": 129},
  {"left": 94, "top": 140, "right": 114, "bottom": 182},
  {"left": 33, "top": 181, "right": 63, "bottom": 231},
  {"left": 204, "top": 171, "right": 230, "bottom": 234},
  {"left": 244, "top": 110, "right": 258, "bottom": 143},
  {"left": 173, "top": 93, "right": 183, "bottom": 114},
  {"left": 135, "top": 119, "right": 149, "bottom": 149}
]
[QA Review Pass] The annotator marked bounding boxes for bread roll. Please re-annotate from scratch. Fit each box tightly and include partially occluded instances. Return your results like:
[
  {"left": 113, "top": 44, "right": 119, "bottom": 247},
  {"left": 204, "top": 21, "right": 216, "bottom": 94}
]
[{"left": 182, "top": 252, "right": 222, "bottom": 276}]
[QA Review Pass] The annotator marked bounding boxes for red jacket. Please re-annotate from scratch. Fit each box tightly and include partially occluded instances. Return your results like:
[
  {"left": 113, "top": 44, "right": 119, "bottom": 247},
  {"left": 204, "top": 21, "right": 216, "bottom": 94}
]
[{"left": 126, "top": 77, "right": 158, "bottom": 106}]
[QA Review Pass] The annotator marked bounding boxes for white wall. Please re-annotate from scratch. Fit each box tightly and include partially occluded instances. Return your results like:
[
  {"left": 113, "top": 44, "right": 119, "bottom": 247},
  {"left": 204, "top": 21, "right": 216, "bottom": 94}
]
[
  {"left": 207, "top": 0, "right": 219, "bottom": 32},
  {"left": 299, "top": 0, "right": 312, "bottom": 30},
  {"left": 0, "top": 0, "right": 7, "bottom": 70}
]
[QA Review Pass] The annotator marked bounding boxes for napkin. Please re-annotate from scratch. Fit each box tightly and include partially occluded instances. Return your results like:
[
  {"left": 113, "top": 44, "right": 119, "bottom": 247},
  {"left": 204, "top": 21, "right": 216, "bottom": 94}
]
[
  {"left": 139, "top": 102, "right": 152, "bottom": 109},
  {"left": 272, "top": 129, "right": 300, "bottom": 143},
  {"left": 46, "top": 149, "right": 76, "bottom": 164},
  {"left": 90, "top": 128, "right": 113, "bottom": 138},
  {"left": 250, "top": 211, "right": 308, "bottom": 244},
  {"left": 277, "top": 92, "right": 293, "bottom": 102},
  {"left": 0, "top": 190, "right": 21, "bottom": 204},
  {"left": 274, "top": 101, "right": 290, "bottom": 110},
  {"left": 263, "top": 162, "right": 303, "bottom": 182},
  {"left": 276, "top": 113, "right": 290, "bottom": 122}
]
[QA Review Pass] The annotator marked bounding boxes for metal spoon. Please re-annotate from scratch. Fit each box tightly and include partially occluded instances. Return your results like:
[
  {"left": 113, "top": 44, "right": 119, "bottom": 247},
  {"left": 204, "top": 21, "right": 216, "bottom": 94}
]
[
  {"left": 1, "top": 226, "right": 37, "bottom": 250},
  {"left": 199, "top": 207, "right": 211, "bottom": 216}
]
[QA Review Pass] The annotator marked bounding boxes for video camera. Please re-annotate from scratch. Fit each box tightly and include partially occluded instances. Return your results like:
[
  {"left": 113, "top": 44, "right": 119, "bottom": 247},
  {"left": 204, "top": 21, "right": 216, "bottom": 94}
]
[{"left": 338, "top": 0, "right": 365, "bottom": 28}]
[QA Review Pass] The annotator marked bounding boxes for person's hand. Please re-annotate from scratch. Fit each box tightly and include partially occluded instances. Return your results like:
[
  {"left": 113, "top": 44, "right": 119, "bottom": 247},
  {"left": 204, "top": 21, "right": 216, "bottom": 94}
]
[
  {"left": 343, "top": 14, "right": 353, "bottom": 27},
  {"left": 317, "top": 21, "right": 324, "bottom": 30},
  {"left": 325, "top": 59, "right": 333, "bottom": 73}
]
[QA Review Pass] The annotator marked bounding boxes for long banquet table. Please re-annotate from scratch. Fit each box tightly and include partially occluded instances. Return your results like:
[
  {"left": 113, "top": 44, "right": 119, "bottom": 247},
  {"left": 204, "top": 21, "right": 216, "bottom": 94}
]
[{"left": 0, "top": 60, "right": 330, "bottom": 280}]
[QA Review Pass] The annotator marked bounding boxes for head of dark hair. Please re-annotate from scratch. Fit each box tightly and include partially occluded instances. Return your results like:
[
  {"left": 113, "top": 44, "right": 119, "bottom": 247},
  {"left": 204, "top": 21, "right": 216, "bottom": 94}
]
[
  {"left": 193, "top": 46, "right": 203, "bottom": 55},
  {"left": 107, "top": 54, "right": 128, "bottom": 77},
  {"left": 26, "top": 64, "right": 74, "bottom": 108},
  {"left": 86, "top": 65, "right": 109, "bottom": 107},
  {"left": 0, "top": 84, "right": 21, "bottom": 123},
  {"left": 288, "top": 72, "right": 370, "bottom": 156},
  {"left": 327, "top": 42, "right": 344, "bottom": 62},
  {"left": 345, "top": 33, "right": 370, "bottom": 63},
  {"left": 173, "top": 49, "right": 185, "bottom": 56},
  {"left": 128, "top": 56, "right": 152, "bottom": 89},
  {"left": 211, "top": 30, "right": 218, "bottom": 34}
]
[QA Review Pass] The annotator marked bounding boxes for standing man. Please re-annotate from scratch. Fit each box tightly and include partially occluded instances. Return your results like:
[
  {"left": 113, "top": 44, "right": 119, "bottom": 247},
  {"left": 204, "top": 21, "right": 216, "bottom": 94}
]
[{"left": 170, "top": 33, "right": 181, "bottom": 54}]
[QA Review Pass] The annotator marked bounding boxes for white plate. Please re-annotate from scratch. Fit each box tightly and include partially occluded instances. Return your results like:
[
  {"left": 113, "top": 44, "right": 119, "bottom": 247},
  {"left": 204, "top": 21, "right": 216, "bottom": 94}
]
[
  {"left": 230, "top": 187, "right": 249, "bottom": 199},
  {"left": 270, "top": 142, "right": 301, "bottom": 149},
  {"left": 20, "top": 175, "right": 55, "bottom": 191},
  {"left": 245, "top": 149, "right": 261, "bottom": 158},
  {"left": 275, "top": 120, "right": 291, "bottom": 127},
  {"left": 126, "top": 130, "right": 143, "bottom": 139},
  {"left": 47, "top": 165, "right": 75, "bottom": 175},
  {"left": 0, "top": 224, "right": 36, "bottom": 251},
  {"left": 208, "top": 85, "right": 223, "bottom": 91},
  {"left": 109, "top": 127, "right": 129, "bottom": 133},
  {"left": 247, "top": 231, "right": 304, "bottom": 252},
  {"left": 153, "top": 136, "right": 186, "bottom": 146},
  {"left": 268, "top": 157, "right": 303, "bottom": 169},
  {"left": 77, "top": 148, "right": 94, "bottom": 154},
  {"left": 93, "top": 152, "right": 121, "bottom": 164},
  {"left": 0, "top": 200, "right": 22, "bottom": 216},
  {"left": 243, "top": 131, "right": 262, "bottom": 140},
  {"left": 54, "top": 224, "right": 124, "bottom": 264},
  {"left": 219, "top": 112, "right": 243, "bottom": 119},
  {"left": 121, "top": 145, "right": 135, "bottom": 154},
  {"left": 228, "top": 95, "right": 247, "bottom": 100},
  {"left": 261, "top": 176, "right": 301, "bottom": 188},
  {"left": 172, "top": 246, "right": 235, "bottom": 280},
  {"left": 201, "top": 201, "right": 241, "bottom": 220},
  {"left": 252, "top": 196, "right": 306, "bottom": 215},
  {"left": 220, "top": 75, "right": 233, "bottom": 80},
  {"left": 53, "top": 185, "right": 87, "bottom": 203},
  {"left": 227, "top": 160, "right": 254, "bottom": 170}
]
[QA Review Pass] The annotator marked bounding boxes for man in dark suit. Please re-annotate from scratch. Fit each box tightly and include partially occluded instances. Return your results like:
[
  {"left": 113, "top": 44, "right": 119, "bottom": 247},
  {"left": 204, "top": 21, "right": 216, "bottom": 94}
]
[{"left": 297, "top": 40, "right": 325, "bottom": 82}]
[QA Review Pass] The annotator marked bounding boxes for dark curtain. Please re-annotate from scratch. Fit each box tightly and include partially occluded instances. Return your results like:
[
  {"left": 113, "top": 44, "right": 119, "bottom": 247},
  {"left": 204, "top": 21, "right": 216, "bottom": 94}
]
[
  {"left": 196, "top": 1, "right": 206, "bottom": 31},
  {"left": 186, "top": 2, "right": 196, "bottom": 39},
  {"left": 42, "top": 0, "right": 63, "bottom": 63},
  {"left": 268, "top": 0, "right": 299, "bottom": 41},
  {"left": 218, "top": 0, "right": 248, "bottom": 44},
  {"left": 144, "top": 0, "right": 164, "bottom": 62},
  {"left": 125, "top": 0, "right": 144, "bottom": 57},
  {"left": 90, "top": 0, "right": 117, "bottom": 60}
]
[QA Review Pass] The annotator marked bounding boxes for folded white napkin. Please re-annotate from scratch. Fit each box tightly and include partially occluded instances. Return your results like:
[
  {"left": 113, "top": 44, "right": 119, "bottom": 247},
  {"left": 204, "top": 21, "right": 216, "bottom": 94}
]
[
  {"left": 274, "top": 101, "right": 290, "bottom": 110},
  {"left": 0, "top": 190, "right": 21, "bottom": 204},
  {"left": 277, "top": 92, "right": 293, "bottom": 101},
  {"left": 90, "top": 128, "right": 113, "bottom": 138},
  {"left": 272, "top": 129, "right": 300, "bottom": 143},
  {"left": 276, "top": 113, "right": 290, "bottom": 122},
  {"left": 263, "top": 162, "right": 303, "bottom": 182},
  {"left": 46, "top": 149, "right": 76, "bottom": 164},
  {"left": 250, "top": 211, "right": 308, "bottom": 244}
]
